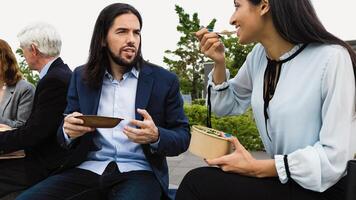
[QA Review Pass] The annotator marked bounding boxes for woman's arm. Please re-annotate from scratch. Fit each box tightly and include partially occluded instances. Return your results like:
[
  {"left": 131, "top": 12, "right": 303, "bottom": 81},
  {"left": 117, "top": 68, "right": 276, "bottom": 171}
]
[{"left": 274, "top": 47, "right": 356, "bottom": 192}]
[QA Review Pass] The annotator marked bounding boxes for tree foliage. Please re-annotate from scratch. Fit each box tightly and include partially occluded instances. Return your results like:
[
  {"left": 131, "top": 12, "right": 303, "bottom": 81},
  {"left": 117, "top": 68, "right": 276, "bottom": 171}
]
[
  {"left": 164, "top": 5, "right": 216, "bottom": 100},
  {"left": 16, "top": 48, "right": 39, "bottom": 86},
  {"left": 165, "top": 5, "right": 255, "bottom": 100},
  {"left": 221, "top": 37, "right": 255, "bottom": 77}
]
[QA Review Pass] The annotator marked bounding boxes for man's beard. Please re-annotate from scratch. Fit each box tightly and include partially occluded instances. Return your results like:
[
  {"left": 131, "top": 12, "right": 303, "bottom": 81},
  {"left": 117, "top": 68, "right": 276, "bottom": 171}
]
[{"left": 107, "top": 47, "right": 140, "bottom": 69}]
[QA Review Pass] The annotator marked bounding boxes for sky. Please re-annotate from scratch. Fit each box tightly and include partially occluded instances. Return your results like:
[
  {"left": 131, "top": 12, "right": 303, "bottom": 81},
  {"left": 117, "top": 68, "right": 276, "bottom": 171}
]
[{"left": 1, "top": 0, "right": 356, "bottom": 70}]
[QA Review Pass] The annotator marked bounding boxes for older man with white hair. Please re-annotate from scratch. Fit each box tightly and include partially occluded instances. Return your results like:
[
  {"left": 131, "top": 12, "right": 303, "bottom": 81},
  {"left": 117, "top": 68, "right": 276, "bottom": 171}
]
[{"left": 0, "top": 22, "right": 72, "bottom": 197}]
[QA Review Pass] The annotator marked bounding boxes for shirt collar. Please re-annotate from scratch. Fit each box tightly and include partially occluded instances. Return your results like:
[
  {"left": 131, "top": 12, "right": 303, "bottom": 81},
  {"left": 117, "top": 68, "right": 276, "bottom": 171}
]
[
  {"left": 279, "top": 44, "right": 304, "bottom": 60},
  {"left": 39, "top": 57, "right": 57, "bottom": 79},
  {"left": 104, "top": 67, "right": 139, "bottom": 82}
]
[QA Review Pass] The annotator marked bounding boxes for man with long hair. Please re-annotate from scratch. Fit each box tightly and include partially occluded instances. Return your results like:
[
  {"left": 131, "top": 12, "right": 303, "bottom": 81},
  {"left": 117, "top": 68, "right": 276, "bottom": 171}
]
[{"left": 17, "top": 3, "right": 190, "bottom": 200}]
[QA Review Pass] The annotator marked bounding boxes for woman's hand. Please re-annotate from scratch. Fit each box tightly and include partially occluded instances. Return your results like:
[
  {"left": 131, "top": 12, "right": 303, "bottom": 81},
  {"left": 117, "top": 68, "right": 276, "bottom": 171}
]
[
  {"left": 205, "top": 137, "right": 257, "bottom": 176},
  {"left": 205, "top": 137, "right": 278, "bottom": 178},
  {"left": 195, "top": 28, "right": 226, "bottom": 65}
]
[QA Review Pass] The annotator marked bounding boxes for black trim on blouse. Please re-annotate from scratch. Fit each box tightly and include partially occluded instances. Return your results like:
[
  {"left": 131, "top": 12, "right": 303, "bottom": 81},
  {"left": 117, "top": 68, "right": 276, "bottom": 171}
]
[{"left": 263, "top": 44, "right": 308, "bottom": 141}]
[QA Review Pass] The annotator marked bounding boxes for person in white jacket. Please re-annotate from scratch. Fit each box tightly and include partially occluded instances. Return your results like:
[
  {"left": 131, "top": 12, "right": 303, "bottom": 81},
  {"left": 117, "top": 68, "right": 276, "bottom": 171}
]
[{"left": 176, "top": 0, "right": 356, "bottom": 199}]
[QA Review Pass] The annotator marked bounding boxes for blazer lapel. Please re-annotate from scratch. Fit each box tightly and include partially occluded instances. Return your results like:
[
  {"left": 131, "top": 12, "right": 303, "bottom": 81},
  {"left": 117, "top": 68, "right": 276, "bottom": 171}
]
[
  {"left": 91, "top": 86, "right": 102, "bottom": 115},
  {"left": 0, "top": 85, "right": 15, "bottom": 115},
  {"left": 135, "top": 65, "right": 153, "bottom": 120}
]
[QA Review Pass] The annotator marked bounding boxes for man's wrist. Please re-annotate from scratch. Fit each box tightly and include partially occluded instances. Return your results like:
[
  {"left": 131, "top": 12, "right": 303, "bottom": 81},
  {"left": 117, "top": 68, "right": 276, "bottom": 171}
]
[{"left": 151, "top": 127, "right": 159, "bottom": 143}]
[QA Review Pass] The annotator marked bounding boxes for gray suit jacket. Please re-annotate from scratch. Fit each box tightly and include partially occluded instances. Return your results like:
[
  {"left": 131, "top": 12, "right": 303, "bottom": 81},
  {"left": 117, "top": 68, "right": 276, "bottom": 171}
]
[{"left": 0, "top": 79, "right": 35, "bottom": 128}]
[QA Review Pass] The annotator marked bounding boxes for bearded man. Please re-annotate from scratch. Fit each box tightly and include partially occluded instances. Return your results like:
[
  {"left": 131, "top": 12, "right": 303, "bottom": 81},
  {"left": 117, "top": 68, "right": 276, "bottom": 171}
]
[{"left": 16, "top": 3, "right": 190, "bottom": 200}]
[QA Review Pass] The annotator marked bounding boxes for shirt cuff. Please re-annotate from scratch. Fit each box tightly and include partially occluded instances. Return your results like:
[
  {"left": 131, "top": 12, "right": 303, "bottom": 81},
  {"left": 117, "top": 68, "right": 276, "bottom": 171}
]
[
  {"left": 275, "top": 154, "right": 288, "bottom": 184},
  {"left": 207, "top": 68, "right": 230, "bottom": 91},
  {"left": 150, "top": 137, "right": 160, "bottom": 153},
  {"left": 63, "top": 127, "right": 73, "bottom": 145}
]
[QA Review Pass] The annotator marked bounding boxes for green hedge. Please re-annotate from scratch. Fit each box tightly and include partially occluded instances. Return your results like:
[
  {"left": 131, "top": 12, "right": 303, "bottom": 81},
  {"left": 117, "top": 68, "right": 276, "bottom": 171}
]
[
  {"left": 191, "top": 98, "right": 205, "bottom": 106},
  {"left": 184, "top": 104, "right": 264, "bottom": 151}
]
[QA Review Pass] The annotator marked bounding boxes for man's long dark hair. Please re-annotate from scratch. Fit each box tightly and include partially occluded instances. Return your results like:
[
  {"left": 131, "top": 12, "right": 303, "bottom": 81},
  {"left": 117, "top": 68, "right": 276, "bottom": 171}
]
[
  {"left": 84, "top": 3, "right": 143, "bottom": 88},
  {"left": 249, "top": 0, "right": 356, "bottom": 87}
]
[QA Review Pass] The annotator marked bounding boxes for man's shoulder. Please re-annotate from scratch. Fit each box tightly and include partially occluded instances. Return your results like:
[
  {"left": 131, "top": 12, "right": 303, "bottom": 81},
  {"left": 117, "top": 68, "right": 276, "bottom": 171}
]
[
  {"left": 71, "top": 65, "right": 86, "bottom": 82},
  {"left": 47, "top": 58, "right": 72, "bottom": 77},
  {"left": 40, "top": 58, "right": 72, "bottom": 85},
  {"left": 73, "top": 65, "right": 85, "bottom": 72}
]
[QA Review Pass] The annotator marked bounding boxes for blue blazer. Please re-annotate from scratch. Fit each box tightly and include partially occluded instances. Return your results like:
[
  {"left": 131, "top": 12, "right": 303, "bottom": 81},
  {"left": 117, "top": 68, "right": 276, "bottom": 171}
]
[{"left": 57, "top": 62, "right": 190, "bottom": 199}]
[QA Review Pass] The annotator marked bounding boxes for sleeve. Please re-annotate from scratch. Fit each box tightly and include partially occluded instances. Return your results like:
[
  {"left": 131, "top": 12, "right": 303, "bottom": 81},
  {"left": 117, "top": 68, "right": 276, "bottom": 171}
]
[
  {"left": 274, "top": 48, "right": 356, "bottom": 192},
  {"left": 0, "top": 83, "right": 35, "bottom": 128},
  {"left": 208, "top": 51, "right": 255, "bottom": 117},
  {"left": 62, "top": 127, "right": 74, "bottom": 145},
  {"left": 149, "top": 137, "right": 160, "bottom": 153},
  {"left": 0, "top": 76, "right": 69, "bottom": 151},
  {"left": 57, "top": 68, "right": 81, "bottom": 149},
  {"left": 154, "top": 76, "right": 191, "bottom": 156}
]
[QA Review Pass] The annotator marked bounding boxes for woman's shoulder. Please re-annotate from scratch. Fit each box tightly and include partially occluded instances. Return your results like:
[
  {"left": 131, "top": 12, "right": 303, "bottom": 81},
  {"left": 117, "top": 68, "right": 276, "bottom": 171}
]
[
  {"left": 245, "top": 43, "right": 269, "bottom": 64},
  {"left": 15, "top": 79, "right": 35, "bottom": 92},
  {"left": 306, "top": 43, "right": 350, "bottom": 58},
  {"left": 243, "top": 43, "right": 267, "bottom": 73},
  {"left": 248, "top": 43, "right": 265, "bottom": 57},
  {"left": 306, "top": 43, "right": 353, "bottom": 77}
]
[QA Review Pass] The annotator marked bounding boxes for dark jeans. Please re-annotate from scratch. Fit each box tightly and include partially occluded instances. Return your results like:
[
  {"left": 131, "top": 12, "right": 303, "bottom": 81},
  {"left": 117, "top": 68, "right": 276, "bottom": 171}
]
[
  {"left": 16, "top": 162, "right": 162, "bottom": 200},
  {"left": 176, "top": 167, "right": 346, "bottom": 200},
  {"left": 0, "top": 159, "right": 30, "bottom": 197}
]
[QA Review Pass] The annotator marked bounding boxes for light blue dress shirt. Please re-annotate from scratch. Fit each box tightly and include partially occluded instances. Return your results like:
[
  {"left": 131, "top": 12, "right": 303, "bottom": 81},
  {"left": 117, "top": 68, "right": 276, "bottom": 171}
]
[
  {"left": 208, "top": 43, "right": 356, "bottom": 192},
  {"left": 39, "top": 57, "right": 57, "bottom": 79},
  {"left": 77, "top": 68, "right": 152, "bottom": 175}
]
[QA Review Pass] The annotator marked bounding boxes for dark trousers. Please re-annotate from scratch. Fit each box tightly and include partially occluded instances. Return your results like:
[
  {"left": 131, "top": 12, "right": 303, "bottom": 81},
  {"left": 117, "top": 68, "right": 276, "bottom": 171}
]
[
  {"left": 176, "top": 167, "right": 346, "bottom": 200},
  {"left": 16, "top": 162, "right": 162, "bottom": 200},
  {"left": 0, "top": 158, "right": 31, "bottom": 197}
]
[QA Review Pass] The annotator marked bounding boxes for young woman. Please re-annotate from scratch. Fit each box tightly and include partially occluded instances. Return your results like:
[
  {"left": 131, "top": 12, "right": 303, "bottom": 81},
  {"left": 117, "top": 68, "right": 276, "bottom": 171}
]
[
  {"left": 176, "top": 0, "right": 356, "bottom": 199},
  {"left": 0, "top": 39, "right": 34, "bottom": 128}
]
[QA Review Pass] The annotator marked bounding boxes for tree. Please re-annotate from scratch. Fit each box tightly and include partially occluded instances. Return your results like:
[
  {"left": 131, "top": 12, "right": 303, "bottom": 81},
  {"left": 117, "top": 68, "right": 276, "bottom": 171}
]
[
  {"left": 164, "top": 5, "right": 255, "bottom": 100},
  {"left": 222, "top": 37, "right": 255, "bottom": 77},
  {"left": 16, "top": 48, "right": 39, "bottom": 86},
  {"left": 164, "top": 5, "right": 216, "bottom": 100}
]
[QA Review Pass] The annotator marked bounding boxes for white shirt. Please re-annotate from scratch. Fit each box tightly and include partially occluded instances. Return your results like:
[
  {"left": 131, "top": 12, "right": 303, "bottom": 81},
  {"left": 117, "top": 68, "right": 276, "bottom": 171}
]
[{"left": 208, "top": 43, "right": 356, "bottom": 192}]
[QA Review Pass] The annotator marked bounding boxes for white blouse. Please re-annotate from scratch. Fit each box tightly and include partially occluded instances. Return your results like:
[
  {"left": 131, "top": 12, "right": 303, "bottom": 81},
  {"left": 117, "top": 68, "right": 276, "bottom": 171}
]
[{"left": 208, "top": 43, "right": 356, "bottom": 192}]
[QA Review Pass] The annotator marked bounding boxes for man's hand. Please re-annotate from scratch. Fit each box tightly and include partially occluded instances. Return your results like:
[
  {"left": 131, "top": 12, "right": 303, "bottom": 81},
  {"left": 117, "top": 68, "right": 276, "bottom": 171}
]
[
  {"left": 63, "top": 112, "right": 95, "bottom": 139},
  {"left": 123, "top": 108, "right": 159, "bottom": 144}
]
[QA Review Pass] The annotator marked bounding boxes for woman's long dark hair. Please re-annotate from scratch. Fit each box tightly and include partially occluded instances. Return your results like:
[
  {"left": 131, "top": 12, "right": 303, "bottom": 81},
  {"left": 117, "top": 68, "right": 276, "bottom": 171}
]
[
  {"left": 84, "top": 3, "right": 143, "bottom": 88},
  {"left": 249, "top": 0, "right": 356, "bottom": 86}
]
